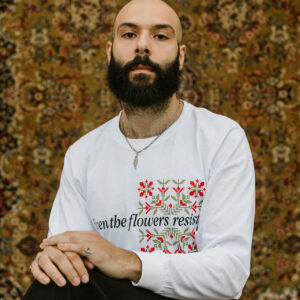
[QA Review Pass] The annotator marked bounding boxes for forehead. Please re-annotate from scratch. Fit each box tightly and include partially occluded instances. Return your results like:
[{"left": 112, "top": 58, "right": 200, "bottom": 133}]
[{"left": 115, "top": 0, "right": 180, "bottom": 34}]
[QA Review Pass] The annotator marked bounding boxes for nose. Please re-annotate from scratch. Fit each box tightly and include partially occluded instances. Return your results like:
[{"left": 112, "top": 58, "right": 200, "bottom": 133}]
[
  {"left": 135, "top": 33, "right": 151, "bottom": 56},
  {"left": 135, "top": 48, "right": 150, "bottom": 55}
]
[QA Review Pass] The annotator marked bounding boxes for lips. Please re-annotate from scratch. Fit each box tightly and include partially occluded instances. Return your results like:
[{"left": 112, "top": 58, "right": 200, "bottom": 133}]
[{"left": 132, "top": 64, "right": 153, "bottom": 71}]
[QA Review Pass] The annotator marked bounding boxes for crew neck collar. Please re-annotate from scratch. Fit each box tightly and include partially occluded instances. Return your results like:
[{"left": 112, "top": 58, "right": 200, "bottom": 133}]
[{"left": 111, "top": 100, "right": 192, "bottom": 148}]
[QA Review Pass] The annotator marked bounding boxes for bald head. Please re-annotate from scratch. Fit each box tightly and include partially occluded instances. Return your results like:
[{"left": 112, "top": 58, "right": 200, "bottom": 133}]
[{"left": 113, "top": 0, "right": 183, "bottom": 44}]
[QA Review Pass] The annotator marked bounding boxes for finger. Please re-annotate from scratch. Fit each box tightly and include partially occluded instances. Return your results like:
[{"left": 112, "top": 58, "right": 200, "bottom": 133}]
[
  {"left": 30, "top": 260, "right": 51, "bottom": 285},
  {"left": 40, "top": 247, "right": 80, "bottom": 287},
  {"left": 57, "top": 243, "right": 85, "bottom": 256},
  {"left": 65, "top": 252, "right": 90, "bottom": 284},
  {"left": 37, "top": 252, "right": 68, "bottom": 287},
  {"left": 83, "top": 259, "right": 94, "bottom": 270},
  {"left": 40, "top": 231, "right": 74, "bottom": 248}
]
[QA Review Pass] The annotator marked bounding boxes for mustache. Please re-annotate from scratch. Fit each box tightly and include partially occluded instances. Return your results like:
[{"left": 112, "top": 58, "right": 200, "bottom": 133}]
[{"left": 122, "top": 55, "right": 162, "bottom": 73}]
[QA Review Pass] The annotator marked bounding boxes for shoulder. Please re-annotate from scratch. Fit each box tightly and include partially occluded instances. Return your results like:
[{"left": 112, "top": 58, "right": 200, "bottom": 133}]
[
  {"left": 67, "top": 113, "right": 120, "bottom": 160},
  {"left": 185, "top": 102, "right": 245, "bottom": 142}
]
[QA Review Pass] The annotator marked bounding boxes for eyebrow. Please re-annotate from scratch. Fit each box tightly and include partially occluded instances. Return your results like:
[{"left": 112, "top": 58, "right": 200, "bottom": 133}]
[{"left": 117, "top": 22, "right": 175, "bottom": 35}]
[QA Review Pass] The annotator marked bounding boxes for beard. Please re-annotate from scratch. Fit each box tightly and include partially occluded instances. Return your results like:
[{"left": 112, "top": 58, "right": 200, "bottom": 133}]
[{"left": 107, "top": 49, "right": 181, "bottom": 112}]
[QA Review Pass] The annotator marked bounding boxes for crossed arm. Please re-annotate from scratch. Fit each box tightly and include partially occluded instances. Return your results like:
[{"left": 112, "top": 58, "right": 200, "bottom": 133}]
[
  {"left": 30, "top": 127, "right": 255, "bottom": 298},
  {"left": 30, "top": 230, "right": 142, "bottom": 287}
]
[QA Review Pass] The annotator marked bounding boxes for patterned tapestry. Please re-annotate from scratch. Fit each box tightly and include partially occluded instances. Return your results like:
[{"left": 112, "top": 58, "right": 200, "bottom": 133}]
[{"left": 0, "top": 0, "right": 299, "bottom": 299}]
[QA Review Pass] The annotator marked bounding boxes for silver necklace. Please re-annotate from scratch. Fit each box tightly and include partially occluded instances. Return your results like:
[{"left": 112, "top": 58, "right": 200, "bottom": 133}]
[{"left": 121, "top": 100, "right": 182, "bottom": 169}]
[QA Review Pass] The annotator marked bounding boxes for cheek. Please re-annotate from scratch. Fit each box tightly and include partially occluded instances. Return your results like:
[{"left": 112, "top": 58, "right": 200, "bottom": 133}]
[{"left": 113, "top": 41, "right": 135, "bottom": 57}]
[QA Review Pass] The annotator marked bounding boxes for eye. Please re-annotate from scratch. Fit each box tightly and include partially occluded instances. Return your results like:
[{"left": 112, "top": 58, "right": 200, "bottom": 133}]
[
  {"left": 122, "top": 32, "right": 136, "bottom": 39},
  {"left": 154, "top": 34, "right": 169, "bottom": 40}
]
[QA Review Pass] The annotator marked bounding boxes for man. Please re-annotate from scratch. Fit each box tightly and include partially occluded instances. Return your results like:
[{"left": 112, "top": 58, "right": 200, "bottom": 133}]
[{"left": 23, "top": 0, "right": 255, "bottom": 299}]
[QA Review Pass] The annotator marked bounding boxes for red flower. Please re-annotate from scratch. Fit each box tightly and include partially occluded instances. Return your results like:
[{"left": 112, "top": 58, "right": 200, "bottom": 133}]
[
  {"left": 158, "top": 187, "right": 169, "bottom": 194},
  {"left": 179, "top": 199, "right": 187, "bottom": 207},
  {"left": 190, "top": 181, "right": 196, "bottom": 187},
  {"left": 155, "top": 199, "right": 162, "bottom": 207},
  {"left": 141, "top": 245, "right": 155, "bottom": 252},
  {"left": 192, "top": 201, "right": 198, "bottom": 213},
  {"left": 169, "top": 203, "right": 173, "bottom": 208},
  {"left": 163, "top": 248, "right": 171, "bottom": 254},
  {"left": 145, "top": 202, "right": 151, "bottom": 214},
  {"left": 172, "top": 186, "right": 184, "bottom": 194},
  {"left": 157, "top": 237, "right": 164, "bottom": 243},
  {"left": 138, "top": 180, "right": 154, "bottom": 198},
  {"left": 188, "top": 180, "right": 206, "bottom": 197},
  {"left": 146, "top": 229, "right": 152, "bottom": 242},
  {"left": 188, "top": 242, "right": 198, "bottom": 252},
  {"left": 190, "top": 228, "right": 195, "bottom": 239},
  {"left": 174, "top": 248, "right": 186, "bottom": 254},
  {"left": 180, "top": 235, "right": 186, "bottom": 243}
]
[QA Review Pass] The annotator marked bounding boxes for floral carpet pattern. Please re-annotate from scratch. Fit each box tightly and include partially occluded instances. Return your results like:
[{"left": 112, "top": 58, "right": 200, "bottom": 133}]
[{"left": 0, "top": 0, "right": 299, "bottom": 299}]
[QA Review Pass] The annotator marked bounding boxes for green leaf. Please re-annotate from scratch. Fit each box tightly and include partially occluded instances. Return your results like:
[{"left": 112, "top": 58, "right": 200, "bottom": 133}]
[
  {"left": 153, "top": 240, "right": 162, "bottom": 250},
  {"left": 184, "top": 208, "right": 190, "bottom": 214},
  {"left": 180, "top": 180, "right": 185, "bottom": 184},
  {"left": 157, "top": 180, "right": 162, "bottom": 185}
]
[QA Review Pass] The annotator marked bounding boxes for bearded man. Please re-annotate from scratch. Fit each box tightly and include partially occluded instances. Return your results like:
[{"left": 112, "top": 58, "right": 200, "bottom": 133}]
[{"left": 23, "top": 0, "right": 255, "bottom": 299}]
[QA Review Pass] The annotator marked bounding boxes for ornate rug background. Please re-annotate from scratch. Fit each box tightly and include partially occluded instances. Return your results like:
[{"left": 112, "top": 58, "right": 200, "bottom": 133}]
[{"left": 0, "top": 0, "right": 299, "bottom": 299}]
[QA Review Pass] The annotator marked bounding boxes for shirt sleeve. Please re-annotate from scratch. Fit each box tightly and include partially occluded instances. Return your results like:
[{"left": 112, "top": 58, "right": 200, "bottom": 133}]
[
  {"left": 48, "top": 146, "right": 94, "bottom": 237},
  {"left": 132, "top": 127, "right": 255, "bottom": 300}
]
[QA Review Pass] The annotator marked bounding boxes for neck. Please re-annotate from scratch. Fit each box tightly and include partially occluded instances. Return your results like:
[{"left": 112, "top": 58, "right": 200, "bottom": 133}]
[{"left": 120, "top": 94, "right": 182, "bottom": 139}]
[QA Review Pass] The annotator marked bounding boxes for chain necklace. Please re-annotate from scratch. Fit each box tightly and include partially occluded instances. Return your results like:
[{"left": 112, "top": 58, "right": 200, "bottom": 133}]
[{"left": 120, "top": 100, "right": 182, "bottom": 169}]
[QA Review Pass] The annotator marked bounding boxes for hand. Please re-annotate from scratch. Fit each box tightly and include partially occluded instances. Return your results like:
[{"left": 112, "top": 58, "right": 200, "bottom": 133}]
[
  {"left": 30, "top": 246, "right": 94, "bottom": 287},
  {"left": 40, "top": 230, "right": 142, "bottom": 283}
]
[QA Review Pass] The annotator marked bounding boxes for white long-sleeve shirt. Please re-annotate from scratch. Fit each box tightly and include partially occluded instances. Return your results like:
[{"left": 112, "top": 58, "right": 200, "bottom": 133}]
[{"left": 48, "top": 101, "right": 255, "bottom": 299}]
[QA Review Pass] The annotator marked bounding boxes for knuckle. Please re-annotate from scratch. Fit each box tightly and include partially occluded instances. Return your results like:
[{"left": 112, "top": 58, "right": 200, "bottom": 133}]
[
  {"left": 42, "top": 246, "right": 52, "bottom": 254},
  {"left": 63, "top": 266, "right": 77, "bottom": 280},
  {"left": 66, "top": 252, "right": 78, "bottom": 260},
  {"left": 53, "top": 250, "right": 64, "bottom": 261},
  {"left": 35, "top": 251, "right": 42, "bottom": 258}
]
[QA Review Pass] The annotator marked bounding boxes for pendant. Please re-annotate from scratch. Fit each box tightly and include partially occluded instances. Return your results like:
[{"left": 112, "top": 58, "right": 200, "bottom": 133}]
[{"left": 133, "top": 153, "right": 138, "bottom": 169}]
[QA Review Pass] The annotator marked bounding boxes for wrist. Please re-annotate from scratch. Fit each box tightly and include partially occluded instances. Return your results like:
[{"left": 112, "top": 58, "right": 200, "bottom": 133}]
[{"left": 123, "top": 250, "right": 142, "bottom": 283}]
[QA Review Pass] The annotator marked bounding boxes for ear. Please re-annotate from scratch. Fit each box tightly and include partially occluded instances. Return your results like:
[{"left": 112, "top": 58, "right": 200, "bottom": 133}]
[
  {"left": 106, "top": 41, "right": 112, "bottom": 64},
  {"left": 178, "top": 44, "right": 186, "bottom": 70}
]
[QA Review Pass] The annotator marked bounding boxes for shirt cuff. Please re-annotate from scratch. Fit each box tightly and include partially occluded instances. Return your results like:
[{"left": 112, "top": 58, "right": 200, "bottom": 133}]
[{"left": 131, "top": 250, "right": 168, "bottom": 293}]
